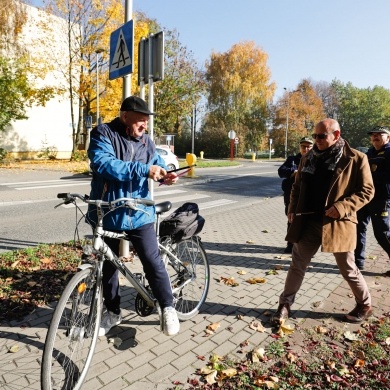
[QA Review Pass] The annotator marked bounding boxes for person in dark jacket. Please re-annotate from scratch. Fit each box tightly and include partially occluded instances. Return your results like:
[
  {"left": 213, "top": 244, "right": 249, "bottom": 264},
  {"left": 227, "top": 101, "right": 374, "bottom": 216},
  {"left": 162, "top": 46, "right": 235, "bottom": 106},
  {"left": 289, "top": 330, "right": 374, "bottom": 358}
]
[
  {"left": 355, "top": 125, "right": 390, "bottom": 275},
  {"left": 278, "top": 136, "right": 313, "bottom": 253},
  {"left": 87, "top": 96, "right": 180, "bottom": 337}
]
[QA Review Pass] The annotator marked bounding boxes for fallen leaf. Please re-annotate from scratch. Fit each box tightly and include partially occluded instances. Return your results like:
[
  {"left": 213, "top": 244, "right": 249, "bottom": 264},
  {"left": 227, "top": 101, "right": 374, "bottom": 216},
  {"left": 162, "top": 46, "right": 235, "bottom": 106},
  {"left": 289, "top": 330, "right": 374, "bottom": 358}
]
[
  {"left": 237, "top": 270, "right": 247, "bottom": 275},
  {"left": 247, "top": 277, "right": 266, "bottom": 284},
  {"left": 11, "top": 260, "right": 20, "bottom": 268},
  {"left": 207, "top": 322, "right": 220, "bottom": 332},
  {"left": 209, "top": 353, "right": 222, "bottom": 365},
  {"left": 220, "top": 276, "right": 239, "bottom": 287},
  {"left": 197, "top": 355, "right": 206, "bottom": 360},
  {"left": 315, "top": 325, "right": 328, "bottom": 334},
  {"left": 40, "top": 257, "right": 52, "bottom": 264},
  {"left": 236, "top": 314, "right": 243, "bottom": 320},
  {"left": 266, "top": 270, "right": 279, "bottom": 275},
  {"left": 219, "top": 368, "right": 237, "bottom": 379},
  {"left": 367, "top": 255, "right": 377, "bottom": 259},
  {"left": 326, "top": 360, "right": 336, "bottom": 369},
  {"left": 277, "top": 323, "right": 294, "bottom": 336},
  {"left": 261, "top": 230, "right": 269, "bottom": 233},
  {"left": 249, "top": 321, "right": 265, "bottom": 332},
  {"left": 344, "top": 331, "right": 359, "bottom": 341},
  {"left": 205, "top": 370, "right": 218, "bottom": 385},
  {"left": 200, "top": 366, "right": 215, "bottom": 375},
  {"left": 274, "top": 265, "right": 284, "bottom": 270},
  {"left": 26, "top": 281, "right": 37, "bottom": 287},
  {"left": 252, "top": 347, "right": 266, "bottom": 362},
  {"left": 8, "top": 345, "right": 19, "bottom": 353},
  {"left": 287, "top": 352, "right": 297, "bottom": 362},
  {"left": 354, "top": 359, "right": 365, "bottom": 368},
  {"left": 385, "top": 337, "right": 390, "bottom": 346},
  {"left": 246, "top": 240, "right": 254, "bottom": 244}
]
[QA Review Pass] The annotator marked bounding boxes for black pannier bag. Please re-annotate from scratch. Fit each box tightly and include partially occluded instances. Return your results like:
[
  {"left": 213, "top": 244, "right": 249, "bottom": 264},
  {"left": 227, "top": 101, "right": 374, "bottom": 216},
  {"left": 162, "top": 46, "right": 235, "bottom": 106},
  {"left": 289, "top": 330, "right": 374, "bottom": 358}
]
[{"left": 159, "top": 202, "right": 205, "bottom": 241}]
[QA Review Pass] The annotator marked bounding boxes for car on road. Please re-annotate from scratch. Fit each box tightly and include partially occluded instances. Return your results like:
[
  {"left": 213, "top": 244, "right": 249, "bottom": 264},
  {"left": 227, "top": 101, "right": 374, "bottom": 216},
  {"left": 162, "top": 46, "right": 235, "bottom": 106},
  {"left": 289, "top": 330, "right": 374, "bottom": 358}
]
[
  {"left": 355, "top": 146, "right": 369, "bottom": 153},
  {"left": 156, "top": 147, "right": 179, "bottom": 171}
]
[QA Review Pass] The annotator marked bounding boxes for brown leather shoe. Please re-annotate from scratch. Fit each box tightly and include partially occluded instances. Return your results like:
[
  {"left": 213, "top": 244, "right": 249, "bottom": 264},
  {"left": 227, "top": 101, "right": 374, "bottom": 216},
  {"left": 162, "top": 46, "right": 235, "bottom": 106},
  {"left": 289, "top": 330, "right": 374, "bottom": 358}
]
[
  {"left": 271, "top": 303, "right": 291, "bottom": 325},
  {"left": 344, "top": 304, "right": 373, "bottom": 323}
]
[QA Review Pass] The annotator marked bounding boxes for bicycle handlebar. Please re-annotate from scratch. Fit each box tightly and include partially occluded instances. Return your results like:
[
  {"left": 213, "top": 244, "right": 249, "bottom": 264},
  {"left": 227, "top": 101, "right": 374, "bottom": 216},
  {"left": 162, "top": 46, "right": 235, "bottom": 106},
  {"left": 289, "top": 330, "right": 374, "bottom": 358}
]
[{"left": 56, "top": 193, "right": 155, "bottom": 208}]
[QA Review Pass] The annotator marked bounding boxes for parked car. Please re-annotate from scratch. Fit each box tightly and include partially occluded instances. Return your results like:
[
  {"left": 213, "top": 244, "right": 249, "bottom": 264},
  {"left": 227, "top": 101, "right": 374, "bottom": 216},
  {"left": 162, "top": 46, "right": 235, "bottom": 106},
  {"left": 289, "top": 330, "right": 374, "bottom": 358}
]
[
  {"left": 156, "top": 147, "right": 179, "bottom": 171},
  {"left": 355, "top": 146, "right": 369, "bottom": 153}
]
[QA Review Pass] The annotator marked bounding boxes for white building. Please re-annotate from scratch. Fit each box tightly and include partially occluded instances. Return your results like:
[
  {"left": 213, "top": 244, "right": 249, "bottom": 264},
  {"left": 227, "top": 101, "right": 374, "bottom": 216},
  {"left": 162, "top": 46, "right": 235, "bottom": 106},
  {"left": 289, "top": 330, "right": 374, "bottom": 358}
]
[{"left": 1, "top": 3, "right": 78, "bottom": 159}]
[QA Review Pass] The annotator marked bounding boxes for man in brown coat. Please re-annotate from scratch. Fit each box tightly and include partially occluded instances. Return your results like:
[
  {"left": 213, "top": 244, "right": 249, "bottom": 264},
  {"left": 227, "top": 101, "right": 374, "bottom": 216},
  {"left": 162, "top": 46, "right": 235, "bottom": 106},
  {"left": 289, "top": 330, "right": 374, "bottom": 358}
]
[{"left": 272, "top": 118, "right": 374, "bottom": 325}]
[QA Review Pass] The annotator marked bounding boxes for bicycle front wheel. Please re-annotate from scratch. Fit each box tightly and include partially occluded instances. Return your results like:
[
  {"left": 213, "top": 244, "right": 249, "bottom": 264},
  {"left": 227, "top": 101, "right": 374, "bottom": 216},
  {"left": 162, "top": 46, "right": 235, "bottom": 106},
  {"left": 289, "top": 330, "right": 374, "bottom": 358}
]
[
  {"left": 41, "top": 267, "right": 102, "bottom": 390},
  {"left": 167, "top": 237, "right": 210, "bottom": 320}
]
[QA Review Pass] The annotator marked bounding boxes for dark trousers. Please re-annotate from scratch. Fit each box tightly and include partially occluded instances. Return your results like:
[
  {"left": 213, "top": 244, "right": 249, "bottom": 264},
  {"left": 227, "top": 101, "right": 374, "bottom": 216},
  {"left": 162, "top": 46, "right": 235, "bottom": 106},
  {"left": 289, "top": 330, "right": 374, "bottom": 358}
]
[
  {"left": 102, "top": 223, "right": 173, "bottom": 314},
  {"left": 355, "top": 201, "right": 390, "bottom": 268}
]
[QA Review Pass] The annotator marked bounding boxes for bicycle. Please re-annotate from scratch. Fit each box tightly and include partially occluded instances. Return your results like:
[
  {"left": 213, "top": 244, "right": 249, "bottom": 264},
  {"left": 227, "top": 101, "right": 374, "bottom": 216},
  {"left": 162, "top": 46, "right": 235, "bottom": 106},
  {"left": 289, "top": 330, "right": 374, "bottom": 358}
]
[{"left": 41, "top": 193, "right": 210, "bottom": 390}]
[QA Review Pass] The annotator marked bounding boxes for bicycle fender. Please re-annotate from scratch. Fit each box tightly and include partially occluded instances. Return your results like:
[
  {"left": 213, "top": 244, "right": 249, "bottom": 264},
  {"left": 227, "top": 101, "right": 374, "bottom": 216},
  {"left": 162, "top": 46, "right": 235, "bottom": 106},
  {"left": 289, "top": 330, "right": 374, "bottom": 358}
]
[{"left": 77, "top": 263, "right": 93, "bottom": 271}]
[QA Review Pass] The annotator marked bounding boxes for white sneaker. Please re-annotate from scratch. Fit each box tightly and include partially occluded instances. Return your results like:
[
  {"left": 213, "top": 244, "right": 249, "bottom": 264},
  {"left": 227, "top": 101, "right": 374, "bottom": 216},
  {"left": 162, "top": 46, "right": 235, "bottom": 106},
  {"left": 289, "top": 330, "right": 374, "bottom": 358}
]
[
  {"left": 162, "top": 306, "right": 180, "bottom": 336},
  {"left": 98, "top": 310, "right": 122, "bottom": 336}
]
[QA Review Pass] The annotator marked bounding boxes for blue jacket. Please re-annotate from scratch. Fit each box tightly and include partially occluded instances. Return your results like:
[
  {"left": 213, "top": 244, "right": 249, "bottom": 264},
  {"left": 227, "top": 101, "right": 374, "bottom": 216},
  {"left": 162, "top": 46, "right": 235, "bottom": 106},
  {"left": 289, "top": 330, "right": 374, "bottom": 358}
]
[
  {"left": 366, "top": 142, "right": 390, "bottom": 202},
  {"left": 86, "top": 117, "right": 167, "bottom": 231}
]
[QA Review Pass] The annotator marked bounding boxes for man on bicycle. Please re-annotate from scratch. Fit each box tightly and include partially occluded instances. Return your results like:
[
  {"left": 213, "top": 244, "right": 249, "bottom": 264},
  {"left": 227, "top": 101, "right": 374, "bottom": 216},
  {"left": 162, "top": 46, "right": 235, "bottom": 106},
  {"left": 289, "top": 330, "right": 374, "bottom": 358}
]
[{"left": 87, "top": 96, "right": 180, "bottom": 337}]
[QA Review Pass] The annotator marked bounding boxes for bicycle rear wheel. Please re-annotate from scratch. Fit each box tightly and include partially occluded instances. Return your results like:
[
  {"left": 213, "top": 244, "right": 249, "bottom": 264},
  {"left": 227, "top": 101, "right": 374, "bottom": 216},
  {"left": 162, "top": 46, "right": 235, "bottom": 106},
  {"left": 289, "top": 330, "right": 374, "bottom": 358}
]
[
  {"left": 166, "top": 236, "right": 209, "bottom": 320},
  {"left": 41, "top": 267, "right": 102, "bottom": 390}
]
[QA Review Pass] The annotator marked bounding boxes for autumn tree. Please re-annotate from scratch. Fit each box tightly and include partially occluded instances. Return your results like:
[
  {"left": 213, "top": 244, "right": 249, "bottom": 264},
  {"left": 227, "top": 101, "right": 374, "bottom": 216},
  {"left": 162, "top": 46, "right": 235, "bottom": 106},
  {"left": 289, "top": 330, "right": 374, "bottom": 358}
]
[
  {"left": 152, "top": 28, "right": 206, "bottom": 140},
  {"left": 0, "top": 1, "right": 58, "bottom": 133},
  {"left": 271, "top": 79, "right": 325, "bottom": 157},
  {"left": 203, "top": 41, "right": 275, "bottom": 156}
]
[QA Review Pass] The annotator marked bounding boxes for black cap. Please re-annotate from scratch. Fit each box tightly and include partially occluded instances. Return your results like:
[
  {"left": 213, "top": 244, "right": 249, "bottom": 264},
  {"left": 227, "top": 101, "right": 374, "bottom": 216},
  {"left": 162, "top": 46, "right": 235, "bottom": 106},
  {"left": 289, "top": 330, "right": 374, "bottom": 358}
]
[
  {"left": 367, "top": 125, "right": 390, "bottom": 135},
  {"left": 120, "top": 96, "right": 154, "bottom": 115}
]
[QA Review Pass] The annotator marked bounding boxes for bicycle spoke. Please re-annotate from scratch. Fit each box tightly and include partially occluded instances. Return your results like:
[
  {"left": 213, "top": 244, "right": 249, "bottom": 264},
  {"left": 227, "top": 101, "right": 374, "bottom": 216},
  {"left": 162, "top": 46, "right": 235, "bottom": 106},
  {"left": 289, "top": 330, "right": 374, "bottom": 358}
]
[{"left": 41, "top": 268, "right": 101, "bottom": 390}]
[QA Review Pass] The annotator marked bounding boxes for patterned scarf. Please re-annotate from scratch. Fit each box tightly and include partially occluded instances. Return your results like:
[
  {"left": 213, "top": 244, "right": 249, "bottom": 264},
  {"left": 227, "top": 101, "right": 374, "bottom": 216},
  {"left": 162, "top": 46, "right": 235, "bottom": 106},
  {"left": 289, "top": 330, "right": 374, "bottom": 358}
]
[{"left": 302, "top": 137, "right": 345, "bottom": 175}]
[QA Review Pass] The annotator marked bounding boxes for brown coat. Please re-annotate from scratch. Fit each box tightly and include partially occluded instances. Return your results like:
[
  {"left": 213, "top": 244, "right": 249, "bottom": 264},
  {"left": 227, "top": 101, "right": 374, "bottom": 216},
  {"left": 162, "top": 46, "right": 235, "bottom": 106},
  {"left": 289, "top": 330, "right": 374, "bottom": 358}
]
[{"left": 286, "top": 141, "right": 374, "bottom": 252}]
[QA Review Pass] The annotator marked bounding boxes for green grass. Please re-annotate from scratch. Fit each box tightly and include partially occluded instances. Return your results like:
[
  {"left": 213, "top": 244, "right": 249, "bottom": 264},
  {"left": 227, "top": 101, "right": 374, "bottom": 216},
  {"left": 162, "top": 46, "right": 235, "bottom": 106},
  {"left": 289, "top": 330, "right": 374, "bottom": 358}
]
[{"left": 180, "top": 160, "right": 241, "bottom": 168}]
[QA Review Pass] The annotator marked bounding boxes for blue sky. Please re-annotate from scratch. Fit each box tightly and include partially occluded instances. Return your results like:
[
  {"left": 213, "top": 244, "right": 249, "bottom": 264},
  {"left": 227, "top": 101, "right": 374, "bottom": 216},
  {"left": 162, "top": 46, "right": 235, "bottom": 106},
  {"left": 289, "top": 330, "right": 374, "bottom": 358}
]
[
  {"left": 31, "top": 0, "right": 390, "bottom": 100},
  {"left": 134, "top": 0, "right": 390, "bottom": 100}
]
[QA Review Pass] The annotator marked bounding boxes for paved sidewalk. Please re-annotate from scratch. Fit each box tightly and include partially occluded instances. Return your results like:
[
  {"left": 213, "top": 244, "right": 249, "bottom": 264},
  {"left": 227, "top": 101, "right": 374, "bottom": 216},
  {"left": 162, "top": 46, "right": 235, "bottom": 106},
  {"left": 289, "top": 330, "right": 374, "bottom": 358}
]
[{"left": 1, "top": 196, "right": 389, "bottom": 389}]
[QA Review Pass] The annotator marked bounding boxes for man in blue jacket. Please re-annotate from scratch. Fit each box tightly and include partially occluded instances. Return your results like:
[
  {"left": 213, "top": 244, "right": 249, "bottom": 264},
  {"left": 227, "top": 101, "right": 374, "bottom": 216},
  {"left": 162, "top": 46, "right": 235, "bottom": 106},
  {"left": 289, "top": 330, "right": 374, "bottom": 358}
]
[
  {"left": 278, "top": 136, "right": 313, "bottom": 253},
  {"left": 87, "top": 96, "right": 180, "bottom": 337},
  {"left": 355, "top": 125, "right": 390, "bottom": 275}
]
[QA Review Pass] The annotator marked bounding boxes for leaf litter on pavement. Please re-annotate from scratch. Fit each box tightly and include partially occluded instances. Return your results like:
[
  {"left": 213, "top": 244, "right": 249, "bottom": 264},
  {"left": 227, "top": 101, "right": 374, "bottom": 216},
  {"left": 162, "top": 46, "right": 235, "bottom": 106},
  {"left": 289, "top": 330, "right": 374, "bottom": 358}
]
[
  {"left": 0, "top": 241, "right": 85, "bottom": 321},
  {"left": 171, "top": 312, "right": 390, "bottom": 389}
]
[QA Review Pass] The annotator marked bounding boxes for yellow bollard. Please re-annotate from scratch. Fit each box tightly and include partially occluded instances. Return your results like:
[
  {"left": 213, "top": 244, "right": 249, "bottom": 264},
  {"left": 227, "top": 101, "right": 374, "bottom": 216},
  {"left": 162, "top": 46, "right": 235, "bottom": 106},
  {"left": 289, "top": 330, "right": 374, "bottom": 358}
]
[
  {"left": 200, "top": 151, "right": 204, "bottom": 159},
  {"left": 252, "top": 152, "right": 256, "bottom": 161},
  {"left": 186, "top": 153, "right": 197, "bottom": 178}
]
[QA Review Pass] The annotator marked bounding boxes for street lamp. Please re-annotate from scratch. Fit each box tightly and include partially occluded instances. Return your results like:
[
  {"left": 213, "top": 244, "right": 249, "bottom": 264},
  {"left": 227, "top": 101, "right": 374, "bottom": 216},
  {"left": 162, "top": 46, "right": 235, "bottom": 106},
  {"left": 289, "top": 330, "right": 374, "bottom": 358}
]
[
  {"left": 283, "top": 88, "right": 299, "bottom": 159},
  {"left": 95, "top": 48, "right": 105, "bottom": 125}
]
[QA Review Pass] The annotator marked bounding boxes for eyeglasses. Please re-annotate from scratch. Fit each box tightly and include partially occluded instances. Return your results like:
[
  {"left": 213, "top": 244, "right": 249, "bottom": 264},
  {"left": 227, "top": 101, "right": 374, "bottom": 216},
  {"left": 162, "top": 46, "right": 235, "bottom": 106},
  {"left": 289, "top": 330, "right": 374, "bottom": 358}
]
[{"left": 311, "top": 131, "right": 335, "bottom": 140}]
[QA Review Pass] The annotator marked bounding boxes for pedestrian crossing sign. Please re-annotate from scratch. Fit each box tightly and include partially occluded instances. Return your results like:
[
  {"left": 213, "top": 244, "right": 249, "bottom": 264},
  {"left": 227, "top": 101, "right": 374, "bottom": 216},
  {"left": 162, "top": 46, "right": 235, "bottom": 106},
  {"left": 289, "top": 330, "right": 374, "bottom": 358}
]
[{"left": 109, "top": 20, "right": 133, "bottom": 80}]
